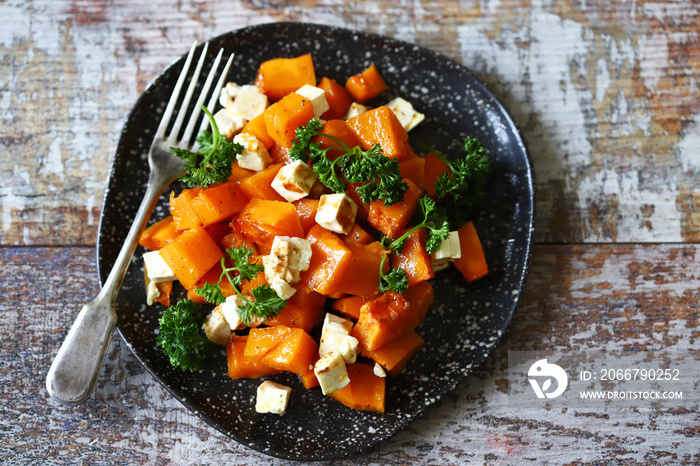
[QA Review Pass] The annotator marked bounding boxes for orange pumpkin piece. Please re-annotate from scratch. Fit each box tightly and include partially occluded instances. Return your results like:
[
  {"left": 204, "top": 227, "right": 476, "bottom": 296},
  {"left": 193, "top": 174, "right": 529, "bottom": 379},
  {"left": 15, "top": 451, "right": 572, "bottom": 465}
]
[
  {"left": 351, "top": 291, "right": 409, "bottom": 351},
  {"left": 362, "top": 331, "right": 424, "bottom": 377},
  {"left": 186, "top": 262, "right": 235, "bottom": 304},
  {"left": 328, "top": 362, "right": 385, "bottom": 413},
  {"left": 345, "top": 65, "right": 387, "bottom": 103},
  {"left": 453, "top": 221, "right": 488, "bottom": 281},
  {"left": 261, "top": 327, "right": 320, "bottom": 389},
  {"left": 423, "top": 152, "right": 450, "bottom": 199},
  {"left": 190, "top": 182, "right": 249, "bottom": 226},
  {"left": 169, "top": 188, "right": 203, "bottom": 230},
  {"left": 335, "top": 241, "right": 385, "bottom": 298},
  {"left": 289, "top": 287, "right": 326, "bottom": 310},
  {"left": 255, "top": 54, "right": 316, "bottom": 102},
  {"left": 220, "top": 225, "right": 259, "bottom": 255},
  {"left": 403, "top": 281, "right": 435, "bottom": 319},
  {"left": 244, "top": 326, "right": 292, "bottom": 361},
  {"left": 347, "top": 106, "right": 412, "bottom": 159},
  {"left": 269, "top": 142, "right": 293, "bottom": 165},
  {"left": 293, "top": 198, "right": 319, "bottom": 235},
  {"left": 241, "top": 113, "right": 275, "bottom": 150},
  {"left": 235, "top": 198, "right": 305, "bottom": 251},
  {"left": 228, "top": 163, "right": 255, "bottom": 183},
  {"left": 313, "top": 119, "right": 363, "bottom": 161},
  {"left": 238, "top": 163, "right": 285, "bottom": 201},
  {"left": 265, "top": 302, "right": 324, "bottom": 333},
  {"left": 398, "top": 153, "right": 426, "bottom": 191},
  {"left": 341, "top": 222, "right": 374, "bottom": 245},
  {"left": 158, "top": 225, "right": 224, "bottom": 290},
  {"left": 227, "top": 335, "right": 281, "bottom": 379},
  {"left": 139, "top": 216, "right": 181, "bottom": 251},
  {"left": 367, "top": 178, "right": 423, "bottom": 239},
  {"left": 331, "top": 295, "right": 371, "bottom": 320},
  {"left": 391, "top": 228, "right": 434, "bottom": 286},
  {"left": 318, "top": 77, "right": 353, "bottom": 120},
  {"left": 300, "top": 224, "right": 353, "bottom": 296},
  {"left": 264, "top": 92, "right": 315, "bottom": 148},
  {"left": 352, "top": 281, "right": 434, "bottom": 351}
]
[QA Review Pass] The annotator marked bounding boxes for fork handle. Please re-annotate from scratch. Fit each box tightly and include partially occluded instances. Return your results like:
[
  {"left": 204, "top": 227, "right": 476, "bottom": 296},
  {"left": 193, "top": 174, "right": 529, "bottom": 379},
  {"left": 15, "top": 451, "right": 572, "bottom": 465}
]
[{"left": 46, "top": 171, "right": 170, "bottom": 405}]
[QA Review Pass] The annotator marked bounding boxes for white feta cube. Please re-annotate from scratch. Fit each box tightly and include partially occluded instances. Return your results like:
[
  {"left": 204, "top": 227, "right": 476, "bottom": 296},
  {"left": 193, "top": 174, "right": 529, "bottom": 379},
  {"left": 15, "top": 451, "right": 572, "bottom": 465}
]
[
  {"left": 323, "top": 313, "right": 353, "bottom": 335},
  {"left": 315, "top": 193, "right": 358, "bottom": 234},
  {"left": 219, "top": 82, "right": 242, "bottom": 108},
  {"left": 373, "top": 362, "right": 387, "bottom": 378},
  {"left": 255, "top": 380, "right": 292, "bottom": 414},
  {"left": 338, "top": 335, "right": 360, "bottom": 364},
  {"left": 218, "top": 294, "right": 247, "bottom": 331},
  {"left": 145, "top": 276, "right": 160, "bottom": 306},
  {"left": 214, "top": 107, "right": 247, "bottom": 140},
  {"left": 271, "top": 160, "right": 318, "bottom": 202},
  {"left": 202, "top": 306, "right": 231, "bottom": 345},
  {"left": 230, "top": 84, "right": 269, "bottom": 120},
  {"left": 269, "top": 278, "right": 297, "bottom": 300},
  {"left": 262, "top": 255, "right": 301, "bottom": 286},
  {"left": 319, "top": 313, "right": 355, "bottom": 359},
  {"left": 143, "top": 251, "right": 177, "bottom": 283},
  {"left": 431, "top": 231, "right": 462, "bottom": 271},
  {"left": 269, "top": 236, "right": 313, "bottom": 272},
  {"left": 386, "top": 97, "right": 425, "bottom": 132},
  {"left": 344, "top": 102, "right": 369, "bottom": 119},
  {"left": 233, "top": 133, "right": 272, "bottom": 171},
  {"left": 296, "top": 84, "right": 330, "bottom": 118},
  {"left": 314, "top": 349, "right": 350, "bottom": 395}
]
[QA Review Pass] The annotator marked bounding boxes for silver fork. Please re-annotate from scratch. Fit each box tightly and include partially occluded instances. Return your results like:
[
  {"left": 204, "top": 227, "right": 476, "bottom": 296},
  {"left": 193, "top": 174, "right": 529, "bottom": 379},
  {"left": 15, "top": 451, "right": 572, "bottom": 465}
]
[{"left": 46, "top": 42, "right": 234, "bottom": 405}]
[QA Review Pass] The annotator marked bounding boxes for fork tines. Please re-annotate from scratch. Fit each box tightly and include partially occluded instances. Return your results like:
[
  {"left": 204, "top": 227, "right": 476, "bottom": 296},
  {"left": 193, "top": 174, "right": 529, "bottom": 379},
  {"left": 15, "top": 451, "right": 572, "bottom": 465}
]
[{"left": 157, "top": 41, "right": 234, "bottom": 149}]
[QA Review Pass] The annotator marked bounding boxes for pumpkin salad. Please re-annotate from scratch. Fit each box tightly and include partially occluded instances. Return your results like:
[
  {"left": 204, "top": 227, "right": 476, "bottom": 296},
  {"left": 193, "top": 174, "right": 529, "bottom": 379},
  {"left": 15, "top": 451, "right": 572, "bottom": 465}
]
[{"left": 138, "top": 53, "right": 490, "bottom": 415}]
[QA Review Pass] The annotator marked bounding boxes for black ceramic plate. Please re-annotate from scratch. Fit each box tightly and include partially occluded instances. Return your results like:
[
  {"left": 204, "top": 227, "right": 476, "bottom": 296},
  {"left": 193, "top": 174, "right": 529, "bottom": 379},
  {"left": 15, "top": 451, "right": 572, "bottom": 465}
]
[{"left": 98, "top": 22, "right": 534, "bottom": 461}]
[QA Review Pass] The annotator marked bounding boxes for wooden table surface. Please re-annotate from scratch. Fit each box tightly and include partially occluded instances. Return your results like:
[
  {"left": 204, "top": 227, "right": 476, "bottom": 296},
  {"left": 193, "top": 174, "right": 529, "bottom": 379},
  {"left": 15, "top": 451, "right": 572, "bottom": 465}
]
[{"left": 2, "top": 1, "right": 698, "bottom": 464}]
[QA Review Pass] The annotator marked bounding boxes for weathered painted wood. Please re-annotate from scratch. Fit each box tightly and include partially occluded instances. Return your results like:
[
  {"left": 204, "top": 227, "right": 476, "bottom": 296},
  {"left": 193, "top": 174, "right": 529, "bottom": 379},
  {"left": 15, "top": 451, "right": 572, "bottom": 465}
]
[
  {"left": 3, "top": 245, "right": 697, "bottom": 464},
  {"left": 1, "top": 0, "right": 698, "bottom": 245}
]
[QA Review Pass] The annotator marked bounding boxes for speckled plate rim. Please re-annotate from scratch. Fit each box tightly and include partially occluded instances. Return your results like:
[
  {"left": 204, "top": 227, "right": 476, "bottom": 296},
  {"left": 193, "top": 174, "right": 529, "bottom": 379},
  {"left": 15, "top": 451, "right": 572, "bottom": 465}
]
[{"left": 97, "top": 21, "right": 535, "bottom": 461}]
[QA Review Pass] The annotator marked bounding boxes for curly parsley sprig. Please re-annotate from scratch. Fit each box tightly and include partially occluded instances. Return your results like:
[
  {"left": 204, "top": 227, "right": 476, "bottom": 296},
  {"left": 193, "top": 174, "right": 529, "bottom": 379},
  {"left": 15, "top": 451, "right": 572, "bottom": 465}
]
[
  {"left": 378, "top": 196, "right": 451, "bottom": 293},
  {"left": 156, "top": 298, "right": 213, "bottom": 372},
  {"left": 290, "top": 119, "right": 408, "bottom": 206},
  {"left": 428, "top": 136, "right": 491, "bottom": 216},
  {"left": 195, "top": 246, "right": 286, "bottom": 325},
  {"left": 170, "top": 107, "right": 243, "bottom": 188}
]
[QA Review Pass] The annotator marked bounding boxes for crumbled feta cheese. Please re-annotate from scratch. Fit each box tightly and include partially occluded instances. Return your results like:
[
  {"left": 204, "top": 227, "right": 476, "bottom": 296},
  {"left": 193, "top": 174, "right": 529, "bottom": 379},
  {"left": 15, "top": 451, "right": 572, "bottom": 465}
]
[
  {"left": 271, "top": 160, "right": 318, "bottom": 202},
  {"left": 255, "top": 380, "right": 292, "bottom": 414},
  {"left": 314, "top": 349, "right": 350, "bottom": 395},
  {"left": 323, "top": 312, "right": 353, "bottom": 334},
  {"left": 230, "top": 84, "right": 268, "bottom": 120},
  {"left": 386, "top": 97, "right": 425, "bottom": 132},
  {"left": 233, "top": 133, "right": 272, "bottom": 171},
  {"left": 315, "top": 193, "right": 358, "bottom": 234},
  {"left": 219, "top": 82, "right": 242, "bottom": 108},
  {"left": 202, "top": 306, "right": 231, "bottom": 345},
  {"left": 143, "top": 251, "right": 177, "bottom": 283},
  {"left": 431, "top": 231, "right": 462, "bottom": 271},
  {"left": 337, "top": 335, "right": 360, "bottom": 364},
  {"left": 269, "top": 236, "right": 313, "bottom": 272},
  {"left": 373, "top": 362, "right": 387, "bottom": 378},
  {"left": 145, "top": 275, "right": 160, "bottom": 306},
  {"left": 319, "top": 313, "right": 354, "bottom": 358},
  {"left": 344, "top": 102, "right": 369, "bottom": 119},
  {"left": 269, "top": 278, "right": 297, "bottom": 300},
  {"left": 214, "top": 107, "right": 247, "bottom": 140},
  {"left": 218, "top": 294, "right": 247, "bottom": 331},
  {"left": 295, "top": 84, "right": 330, "bottom": 118},
  {"left": 262, "top": 255, "right": 301, "bottom": 286}
]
